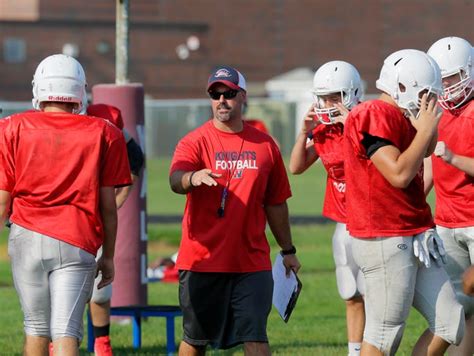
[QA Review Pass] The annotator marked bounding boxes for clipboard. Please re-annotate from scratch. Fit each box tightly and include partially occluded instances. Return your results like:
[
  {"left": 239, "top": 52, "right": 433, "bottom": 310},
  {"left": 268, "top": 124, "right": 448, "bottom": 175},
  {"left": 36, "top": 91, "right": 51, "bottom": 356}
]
[
  {"left": 272, "top": 253, "right": 303, "bottom": 323},
  {"left": 282, "top": 272, "right": 302, "bottom": 322}
]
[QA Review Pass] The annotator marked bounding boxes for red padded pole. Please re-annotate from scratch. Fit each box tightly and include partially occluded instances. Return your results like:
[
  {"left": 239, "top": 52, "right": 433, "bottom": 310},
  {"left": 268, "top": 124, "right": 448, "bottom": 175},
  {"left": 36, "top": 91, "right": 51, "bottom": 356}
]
[{"left": 92, "top": 83, "right": 147, "bottom": 306}]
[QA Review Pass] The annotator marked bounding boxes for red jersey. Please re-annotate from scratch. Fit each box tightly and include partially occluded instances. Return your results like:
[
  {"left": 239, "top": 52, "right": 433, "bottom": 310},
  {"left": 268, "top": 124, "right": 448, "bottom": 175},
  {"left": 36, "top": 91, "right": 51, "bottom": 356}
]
[
  {"left": 432, "top": 99, "right": 474, "bottom": 228},
  {"left": 0, "top": 111, "right": 131, "bottom": 255},
  {"left": 312, "top": 123, "right": 346, "bottom": 223},
  {"left": 170, "top": 120, "right": 292, "bottom": 272},
  {"left": 244, "top": 119, "right": 269, "bottom": 134},
  {"left": 344, "top": 100, "right": 434, "bottom": 238},
  {"left": 87, "top": 104, "right": 124, "bottom": 130}
]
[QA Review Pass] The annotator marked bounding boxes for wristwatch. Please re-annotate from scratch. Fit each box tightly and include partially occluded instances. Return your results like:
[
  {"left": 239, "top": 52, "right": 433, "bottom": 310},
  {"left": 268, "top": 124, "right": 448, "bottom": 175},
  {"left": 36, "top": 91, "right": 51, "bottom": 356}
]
[{"left": 280, "top": 245, "right": 297, "bottom": 256}]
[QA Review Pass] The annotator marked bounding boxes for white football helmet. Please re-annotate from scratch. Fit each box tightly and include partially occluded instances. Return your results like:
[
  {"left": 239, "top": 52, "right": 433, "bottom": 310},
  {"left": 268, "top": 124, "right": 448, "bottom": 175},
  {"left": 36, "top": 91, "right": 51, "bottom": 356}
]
[
  {"left": 79, "top": 89, "right": 89, "bottom": 114},
  {"left": 32, "top": 54, "right": 87, "bottom": 113},
  {"left": 312, "top": 61, "right": 362, "bottom": 124},
  {"left": 427, "top": 36, "right": 473, "bottom": 109},
  {"left": 376, "top": 49, "right": 443, "bottom": 118}
]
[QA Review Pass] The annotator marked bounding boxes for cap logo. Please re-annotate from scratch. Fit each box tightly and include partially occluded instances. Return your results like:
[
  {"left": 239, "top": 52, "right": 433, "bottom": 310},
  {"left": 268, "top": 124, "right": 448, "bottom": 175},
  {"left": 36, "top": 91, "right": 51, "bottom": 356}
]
[{"left": 215, "top": 69, "right": 232, "bottom": 78}]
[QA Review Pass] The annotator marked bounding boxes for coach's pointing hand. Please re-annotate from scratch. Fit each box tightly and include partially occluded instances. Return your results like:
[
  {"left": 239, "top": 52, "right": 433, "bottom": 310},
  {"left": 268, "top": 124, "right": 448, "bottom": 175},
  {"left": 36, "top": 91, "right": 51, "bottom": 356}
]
[{"left": 189, "top": 169, "right": 222, "bottom": 188}]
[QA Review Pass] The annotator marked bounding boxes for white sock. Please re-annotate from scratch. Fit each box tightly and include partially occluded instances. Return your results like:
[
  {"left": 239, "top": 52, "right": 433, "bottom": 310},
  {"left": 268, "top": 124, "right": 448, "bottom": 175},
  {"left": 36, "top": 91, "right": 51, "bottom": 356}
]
[{"left": 348, "top": 342, "right": 361, "bottom": 356}]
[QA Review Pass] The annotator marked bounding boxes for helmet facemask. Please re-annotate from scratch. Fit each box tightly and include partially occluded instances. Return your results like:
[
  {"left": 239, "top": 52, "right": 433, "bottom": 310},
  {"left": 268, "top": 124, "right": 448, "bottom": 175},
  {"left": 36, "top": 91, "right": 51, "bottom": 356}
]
[
  {"left": 400, "top": 86, "right": 439, "bottom": 119},
  {"left": 439, "top": 70, "right": 473, "bottom": 109},
  {"left": 313, "top": 89, "right": 359, "bottom": 124},
  {"left": 313, "top": 91, "right": 343, "bottom": 124},
  {"left": 311, "top": 61, "right": 362, "bottom": 125}
]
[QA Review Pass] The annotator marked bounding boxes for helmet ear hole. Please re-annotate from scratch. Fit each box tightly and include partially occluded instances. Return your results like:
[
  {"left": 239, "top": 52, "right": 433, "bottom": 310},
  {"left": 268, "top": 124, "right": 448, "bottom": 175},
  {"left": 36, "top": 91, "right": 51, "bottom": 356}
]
[{"left": 398, "top": 83, "right": 406, "bottom": 93}]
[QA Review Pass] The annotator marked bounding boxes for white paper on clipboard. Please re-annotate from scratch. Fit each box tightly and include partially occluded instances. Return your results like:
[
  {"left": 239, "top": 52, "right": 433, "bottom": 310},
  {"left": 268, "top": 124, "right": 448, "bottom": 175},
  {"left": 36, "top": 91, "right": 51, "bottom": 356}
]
[{"left": 272, "top": 253, "right": 302, "bottom": 322}]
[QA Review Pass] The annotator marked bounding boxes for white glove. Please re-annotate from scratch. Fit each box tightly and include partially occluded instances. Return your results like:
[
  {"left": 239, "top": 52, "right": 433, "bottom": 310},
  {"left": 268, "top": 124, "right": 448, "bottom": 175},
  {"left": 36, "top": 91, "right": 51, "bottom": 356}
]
[
  {"left": 434, "top": 141, "right": 454, "bottom": 163},
  {"left": 413, "top": 229, "right": 447, "bottom": 268}
]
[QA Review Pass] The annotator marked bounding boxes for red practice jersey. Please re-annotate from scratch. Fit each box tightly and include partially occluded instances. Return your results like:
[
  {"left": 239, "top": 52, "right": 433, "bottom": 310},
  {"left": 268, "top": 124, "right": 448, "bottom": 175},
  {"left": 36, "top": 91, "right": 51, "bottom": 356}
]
[
  {"left": 0, "top": 111, "right": 131, "bottom": 255},
  {"left": 344, "top": 100, "right": 434, "bottom": 238},
  {"left": 87, "top": 104, "right": 124, "bottom": 130},
  {"left": 170, "top": 120, "right": 292, "bottom": 273},
  {"left": 244, "top": 119, "right": 269, "bottom": 134},
  {"left": 312, "top": 123, "right": 346, "bottom": 223},
  {"left": 432, "top": 99, "right": 474, "bottom": 228}
]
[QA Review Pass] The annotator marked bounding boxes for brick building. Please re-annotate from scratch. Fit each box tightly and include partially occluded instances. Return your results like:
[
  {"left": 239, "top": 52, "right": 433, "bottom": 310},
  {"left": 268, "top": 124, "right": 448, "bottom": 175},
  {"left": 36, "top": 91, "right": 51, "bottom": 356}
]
[{"left": 0, "top": 0, "right": 472, "bottom": 101}]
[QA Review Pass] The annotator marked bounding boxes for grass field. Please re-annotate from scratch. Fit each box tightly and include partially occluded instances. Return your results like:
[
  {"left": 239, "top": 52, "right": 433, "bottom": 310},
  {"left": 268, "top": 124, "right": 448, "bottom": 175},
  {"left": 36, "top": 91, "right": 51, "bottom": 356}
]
[
  {"left": 147, "top": 158, "right": 328, "bottom": 217},
  {"left": 0, "top": 158, "right": 433, "bottom": 355}
]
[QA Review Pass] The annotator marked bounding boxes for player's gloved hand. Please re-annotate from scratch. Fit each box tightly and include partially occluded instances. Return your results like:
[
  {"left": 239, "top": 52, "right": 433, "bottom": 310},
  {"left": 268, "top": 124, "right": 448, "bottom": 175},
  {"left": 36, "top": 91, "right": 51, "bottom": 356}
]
[
  {"left": 413, "top": 229, "right": 447, "bottom": 268},
  {"left": 434, "top": 141, "right": 454, "bottom": 164}
]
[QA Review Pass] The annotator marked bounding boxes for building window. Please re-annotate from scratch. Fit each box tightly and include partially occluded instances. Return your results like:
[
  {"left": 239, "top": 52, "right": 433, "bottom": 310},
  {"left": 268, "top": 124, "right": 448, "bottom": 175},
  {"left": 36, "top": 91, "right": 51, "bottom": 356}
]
[
  {"left": 4, "top": 38, "right": 26, "bottom": 63},
  {"left": 0, "top": 0, "right": 39, "bottom": 21}
]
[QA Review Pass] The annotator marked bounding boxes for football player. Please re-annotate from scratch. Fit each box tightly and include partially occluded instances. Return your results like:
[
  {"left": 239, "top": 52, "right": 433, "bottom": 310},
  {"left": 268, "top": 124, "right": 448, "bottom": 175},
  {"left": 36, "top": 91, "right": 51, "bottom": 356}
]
[
  {"left": 424, "top": 36, "right": 474, "bottom": 356},
  {"left": 0, "top": 54, "right": 131, "bottom": 355},
  {"left": 289, "top": 60, "right": 364, "bottom": 356},
  {"left": 344, "top": 49, "right": 464, "bottom": 355}
]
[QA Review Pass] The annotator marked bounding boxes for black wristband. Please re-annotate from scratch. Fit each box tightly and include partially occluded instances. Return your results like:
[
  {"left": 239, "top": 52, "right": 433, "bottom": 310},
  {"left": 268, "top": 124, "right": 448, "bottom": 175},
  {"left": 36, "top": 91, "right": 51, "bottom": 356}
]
[
  {"left": 280, "top": 245, "right": 296, "bottom": 256},
  {"left": 189, "top": 171, "right": 197, "bottom": 188}
]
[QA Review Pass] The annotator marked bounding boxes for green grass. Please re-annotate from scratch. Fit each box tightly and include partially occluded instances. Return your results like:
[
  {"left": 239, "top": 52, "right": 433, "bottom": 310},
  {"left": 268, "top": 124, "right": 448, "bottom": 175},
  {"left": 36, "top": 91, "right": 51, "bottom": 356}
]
[
  {"left": 0, "top": 224, "right": 429, "bottom": 355},
  {"left": 147, "top": 158, "right": 327, "bottom": 217},
  {"left": 147, "top": 158, "right": 186, "bottom": 216},
  {"left": 0, "top": 157, "right": 434, "bottom": 355}
]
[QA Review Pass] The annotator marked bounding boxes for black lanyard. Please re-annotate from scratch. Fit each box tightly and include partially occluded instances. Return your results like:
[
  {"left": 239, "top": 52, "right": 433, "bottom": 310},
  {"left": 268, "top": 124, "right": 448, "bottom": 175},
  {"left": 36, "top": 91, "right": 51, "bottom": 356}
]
[{"left": 214, "top": 131, "right": 245, "bottom": 218}]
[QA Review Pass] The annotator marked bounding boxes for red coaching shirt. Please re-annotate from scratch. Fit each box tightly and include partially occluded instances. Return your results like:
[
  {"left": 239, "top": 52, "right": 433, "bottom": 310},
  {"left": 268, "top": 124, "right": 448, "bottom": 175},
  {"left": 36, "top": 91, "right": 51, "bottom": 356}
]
[
  {"left": 432, "top": 99, "right": 474, "bottom": 228},
  {"left": 170, "top": 120, "right": 292, "bottom": 273},
  {"left": 344, "top": 100, "right": 434, "bottom": 238},
  {"left": 0, "top": 111, "right": 131, "bottom": 255},
  {"left": 312, "top": 123, "right": 346, "bottom": 223}
]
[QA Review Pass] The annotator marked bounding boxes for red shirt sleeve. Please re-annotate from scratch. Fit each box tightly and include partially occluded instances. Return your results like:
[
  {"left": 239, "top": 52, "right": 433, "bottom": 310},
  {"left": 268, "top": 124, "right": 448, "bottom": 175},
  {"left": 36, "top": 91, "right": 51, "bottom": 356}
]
[
  {"left": 347, "top": 102, "right": 405, "bottom": 158},
  {"left": 0, "top": 118, "right": 15, "bottom": 192},
  {"left": 264, "top": 142, "right": 292, "bottom": 205},
  {"left": 100, "top": 125, "right": 132, "bottom": 187},
  {"left": 169, "top": 133, "right": 202, "bottom": 174}
]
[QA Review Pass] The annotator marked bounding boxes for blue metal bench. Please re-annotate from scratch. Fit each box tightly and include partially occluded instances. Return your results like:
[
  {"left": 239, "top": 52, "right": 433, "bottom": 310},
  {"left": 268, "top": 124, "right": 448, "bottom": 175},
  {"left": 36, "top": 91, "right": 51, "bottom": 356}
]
[{"left": 87, "top": 305, "right": 183, "bottom": 355}]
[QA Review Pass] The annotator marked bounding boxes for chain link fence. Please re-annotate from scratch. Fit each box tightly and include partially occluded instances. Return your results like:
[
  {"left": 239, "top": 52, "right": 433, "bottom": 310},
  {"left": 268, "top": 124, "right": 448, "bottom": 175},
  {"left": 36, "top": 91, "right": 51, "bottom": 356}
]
[{"left": 1, "top": 99, "right": 297, "bottom": 158}]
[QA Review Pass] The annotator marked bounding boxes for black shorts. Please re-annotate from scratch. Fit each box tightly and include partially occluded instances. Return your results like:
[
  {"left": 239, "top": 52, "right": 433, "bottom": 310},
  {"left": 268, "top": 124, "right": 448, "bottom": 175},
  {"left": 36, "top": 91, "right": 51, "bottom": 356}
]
[{"left": 179, "top": 270, "right": 273, "bottom": 349}]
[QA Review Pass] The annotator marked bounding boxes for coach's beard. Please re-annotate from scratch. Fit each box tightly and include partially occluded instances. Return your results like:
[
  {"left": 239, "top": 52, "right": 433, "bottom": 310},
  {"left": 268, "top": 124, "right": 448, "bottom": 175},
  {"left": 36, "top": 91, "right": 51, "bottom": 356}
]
[{"left": 215, "top": 103, "right": 233, "bottom": 122}]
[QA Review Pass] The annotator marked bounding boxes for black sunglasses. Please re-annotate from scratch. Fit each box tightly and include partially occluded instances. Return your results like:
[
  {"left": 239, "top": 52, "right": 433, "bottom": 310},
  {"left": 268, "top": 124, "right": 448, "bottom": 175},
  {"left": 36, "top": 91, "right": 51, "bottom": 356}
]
[{"left": 208, "top": 89, "right": 239, "bottom": 100}]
